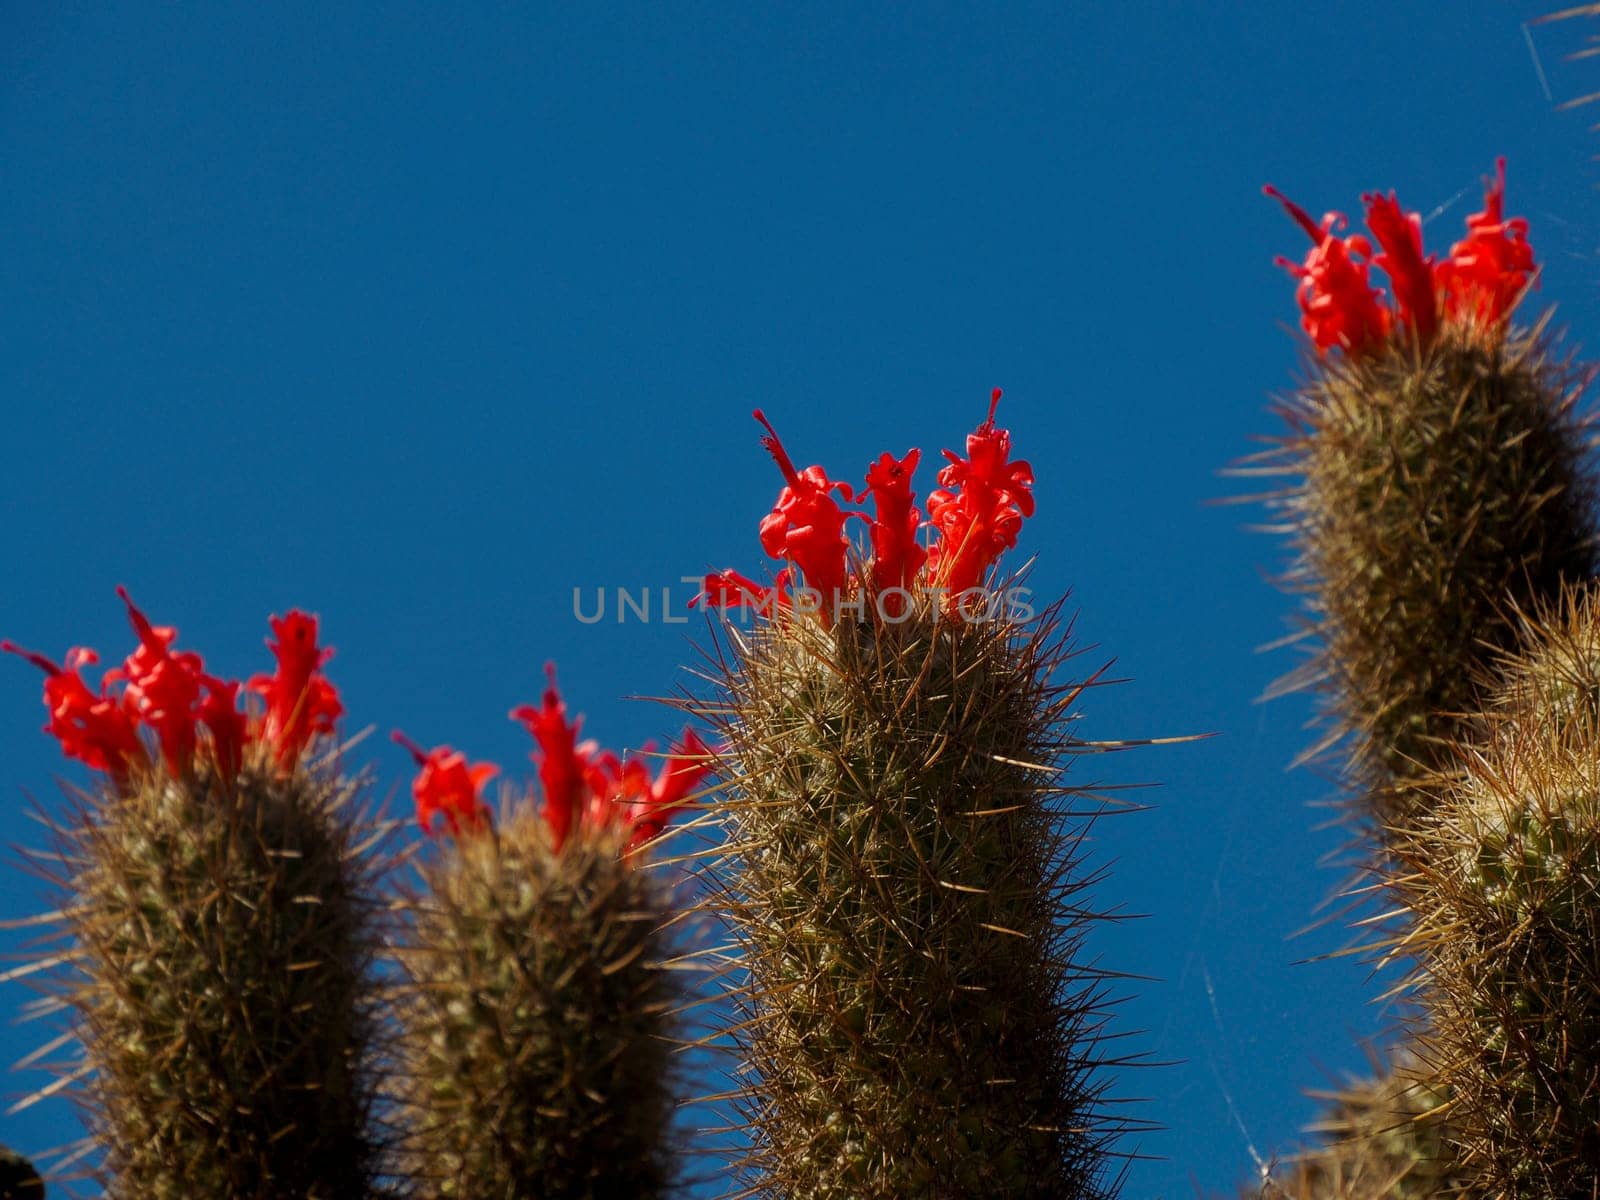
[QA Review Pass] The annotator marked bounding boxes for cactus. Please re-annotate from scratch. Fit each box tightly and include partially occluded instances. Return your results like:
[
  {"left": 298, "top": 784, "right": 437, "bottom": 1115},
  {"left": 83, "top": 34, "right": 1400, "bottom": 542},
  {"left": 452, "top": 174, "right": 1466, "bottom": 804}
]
[
  {"left": 3, "top": 594, "right": 386, "bottom": 1199},
  {"left": 1391, "top": 587, "right": 1600, "bottom": 1197},
  {"left": 1247, "top": 166, "right": 1596, "bottom": 837},
  {"left": 1245, "top": 164, "right": 1600, "bottom": 1196},
  {"left": 1254, "top": 1061, "right": 1464, "bottom": 1200},
  {"left": 692, "top": 398, "right": 1136, "bottom": 1199},
  {"left": 393, "top": 672, "right": 708, "bottom": 1199}
]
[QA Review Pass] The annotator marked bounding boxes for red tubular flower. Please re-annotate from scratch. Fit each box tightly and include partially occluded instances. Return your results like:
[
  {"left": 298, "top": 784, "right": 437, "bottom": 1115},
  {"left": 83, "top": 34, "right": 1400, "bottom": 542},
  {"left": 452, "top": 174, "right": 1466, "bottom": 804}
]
[
  {"left": 753, "top": 410, "right": 856, "bottom": 618},
  {"left": 621, "top": 728, "right": 713, "bottom": 852},
  {"left": 583, "top": 748, "right": 628, "bottom": 832},
  {"left": 1437, "top": 158, "right": 1535, "bottom": 328},
  {"left": 1362, "top": 191, "right": 1437, "bottom": 345},
  {"left": 3, "top": 641, "right": 146, "bottom": 780},
  {"left": 1265, "top": 185, "right": 1391, "bottom": 356},
  {"left": 197, "top": 675, "right": 249, "bottom": 781},
  {"left": 394, "top": 730, "right": 498, "bottom": 837},
  {"left": 926, "top": 390, "right": 1035, "bottom": 599},
  {"left": 510, "top": 667, "right": 712, "bottom": 857},
  {"left": 863, "top": 448, "right": 926, "bottom": 612},
  {"left": 694, "top": 567, "right": 793, "bottom": 615},
  {"left": 248, "top": 611, "right": 343, "bottom": 768},
  {"left": 106, "top": 587, "right": 205, "bottom": 774},
  {"left": 510, "top": 664, "right": 594, "bottom": 853}
]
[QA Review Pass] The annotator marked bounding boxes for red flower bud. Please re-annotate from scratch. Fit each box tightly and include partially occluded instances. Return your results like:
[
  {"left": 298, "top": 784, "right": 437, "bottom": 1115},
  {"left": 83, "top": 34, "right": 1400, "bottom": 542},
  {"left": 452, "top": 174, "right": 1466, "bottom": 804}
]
[
  {"left": 248, "top": 611, "right": 343, "bottom": 768},
  {"left": 394, "top": 730, "right": 498, "bottom": 837}
]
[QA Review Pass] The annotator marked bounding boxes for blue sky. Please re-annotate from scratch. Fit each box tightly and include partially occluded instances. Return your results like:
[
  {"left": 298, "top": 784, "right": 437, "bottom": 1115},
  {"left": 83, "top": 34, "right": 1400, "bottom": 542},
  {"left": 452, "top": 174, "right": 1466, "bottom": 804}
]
[{"left": 5, "top": 3, "right": 1600, "bottom": 1195}]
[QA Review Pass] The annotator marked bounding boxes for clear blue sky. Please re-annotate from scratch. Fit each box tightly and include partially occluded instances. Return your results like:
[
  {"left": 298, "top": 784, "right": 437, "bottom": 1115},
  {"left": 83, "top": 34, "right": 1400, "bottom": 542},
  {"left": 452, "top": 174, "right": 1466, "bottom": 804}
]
[{"left": 5, "top": 4, "right": 1600, "bottom": 1195}]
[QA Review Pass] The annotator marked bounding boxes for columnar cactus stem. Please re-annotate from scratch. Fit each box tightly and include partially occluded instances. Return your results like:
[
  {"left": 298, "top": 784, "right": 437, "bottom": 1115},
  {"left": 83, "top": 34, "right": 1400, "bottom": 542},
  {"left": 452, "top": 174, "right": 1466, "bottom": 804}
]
[
  {"left": 399, "top": 809, "right": 679, "bottom": 1199},
  {"left": 703, "top": 602, "right": 1127, "bottom": 1199},
  {"left": 1255, "top": 321, "right": 1594, "bottom": 830},
  {"left": 5, "top": 598, "right": 385, "bottom": 1199},
  {"left": 393, "top": 673, "right": 706, "bottom": 1199},
  {"left": 1248, "top": 167, "right": 1596, "bottom": 840},
  {"left": 67, "top": 756, "right": 383, "bottom": 1198},
  {"left": 693, "top": 398, "right": 1135, "bottom": 1199},
  {"left": 1394, "top": 588, "right": 1600, "bottom": 1197}
]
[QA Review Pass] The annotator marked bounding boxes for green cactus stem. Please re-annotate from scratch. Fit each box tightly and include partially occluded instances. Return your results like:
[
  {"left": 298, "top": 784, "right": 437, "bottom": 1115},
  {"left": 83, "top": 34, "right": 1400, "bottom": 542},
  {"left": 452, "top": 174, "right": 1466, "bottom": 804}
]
[
  {"left": 397, "top": 807, "right": 681, "bottom": 1199},
  {"left": 393, "top": 684, "right": 705, "bottom": 1200},
  {"left": 693, "top": 595, "right": 1136, "bottom": 1200},
  {"left": 4, "top": 599, "right": 385, "bottom": 1200},
  {"left": 33, "top": 751, "right": 387, "bottom": 1199},
  {"left": 1247, "top": 318, "right": 1596, "bottom": 835},
  {"left": 1395, "top": 588, "right": 1600, "bottom": 1197}
]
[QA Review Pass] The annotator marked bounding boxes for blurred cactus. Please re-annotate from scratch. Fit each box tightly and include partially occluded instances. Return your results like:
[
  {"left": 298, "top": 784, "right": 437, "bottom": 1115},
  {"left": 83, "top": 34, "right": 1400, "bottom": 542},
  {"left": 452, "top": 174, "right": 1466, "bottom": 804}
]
[
  {"left": 3, "top": 595, "right": 386, "bottom": 1198},
  {"left": 1255, "top": 1058, "right": 1465, "bottom": 1200},
  {"left": 1393, "top": 589, "right": 1600, "bottom": 1196},
  {"left": 393, "top": 674, "right": 708, "bottom": 1199},
  {"left": 691, "top": 399, "right": 1140, "bottom": 1199}
]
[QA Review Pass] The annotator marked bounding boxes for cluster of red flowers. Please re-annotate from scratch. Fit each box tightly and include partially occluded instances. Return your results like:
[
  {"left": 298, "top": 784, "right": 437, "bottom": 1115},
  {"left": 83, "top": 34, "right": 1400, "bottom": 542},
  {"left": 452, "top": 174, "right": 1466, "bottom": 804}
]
[
  {"left": 702, "top": 390, "right": 1035, "bottom": 625},
  {"left": 394, "top": 666, "right": 711, "bottom": 854},
  {"left": 3, "top": 590, "right": 342, "bottom": 785},
  {"left": 1266, "top": 159, "right": 1536, "bottom": 357}
]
